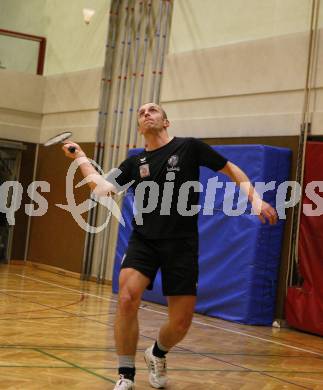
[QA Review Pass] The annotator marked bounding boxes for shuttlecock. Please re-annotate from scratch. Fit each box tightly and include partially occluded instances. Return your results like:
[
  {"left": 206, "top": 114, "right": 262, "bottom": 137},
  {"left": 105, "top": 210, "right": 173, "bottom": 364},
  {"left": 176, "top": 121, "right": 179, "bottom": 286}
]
[{"left": 83, "top": 8, "right": 95, "bottom": 24}]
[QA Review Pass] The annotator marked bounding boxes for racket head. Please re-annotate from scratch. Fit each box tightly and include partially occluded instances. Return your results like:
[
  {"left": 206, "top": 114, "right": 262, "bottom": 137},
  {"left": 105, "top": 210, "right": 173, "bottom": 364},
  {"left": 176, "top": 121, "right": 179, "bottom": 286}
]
[{"left": 44, "top": 131, "right": 72, "bottom": 147}]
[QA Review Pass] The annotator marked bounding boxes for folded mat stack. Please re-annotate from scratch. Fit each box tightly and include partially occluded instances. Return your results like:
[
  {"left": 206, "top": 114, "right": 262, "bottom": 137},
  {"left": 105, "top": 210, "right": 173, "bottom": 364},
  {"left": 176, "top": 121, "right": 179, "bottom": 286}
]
[{"left": 113, "top": 145, "right": 291, "bottom": 325}]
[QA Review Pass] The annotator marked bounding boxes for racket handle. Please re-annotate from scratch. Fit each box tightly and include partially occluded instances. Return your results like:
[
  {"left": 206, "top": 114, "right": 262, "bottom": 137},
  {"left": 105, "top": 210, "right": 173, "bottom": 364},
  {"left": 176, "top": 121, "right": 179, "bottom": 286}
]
[{"left": 68, "top": 146, "right": 76, "bottom": 153}]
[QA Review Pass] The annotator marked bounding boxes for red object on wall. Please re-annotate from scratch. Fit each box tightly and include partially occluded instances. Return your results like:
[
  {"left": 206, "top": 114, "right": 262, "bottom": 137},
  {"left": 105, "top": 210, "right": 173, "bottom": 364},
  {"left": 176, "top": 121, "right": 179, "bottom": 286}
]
[{"left": 286, "top": 142, "right": 323, "bottom": 336}]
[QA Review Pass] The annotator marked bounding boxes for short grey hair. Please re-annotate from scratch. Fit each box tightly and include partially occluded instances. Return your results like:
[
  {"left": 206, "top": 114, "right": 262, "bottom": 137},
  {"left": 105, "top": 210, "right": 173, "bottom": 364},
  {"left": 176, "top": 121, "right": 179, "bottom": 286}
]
[{"left": 137, "top": 103, "right": 168, "bottom": 120}]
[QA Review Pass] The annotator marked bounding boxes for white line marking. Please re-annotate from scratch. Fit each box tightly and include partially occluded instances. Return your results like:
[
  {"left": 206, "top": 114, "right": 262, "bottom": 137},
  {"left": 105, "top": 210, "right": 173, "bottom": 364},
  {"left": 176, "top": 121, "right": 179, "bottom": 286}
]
[
  {"left": 15, "top": 273, "right": 323, "bottom": 358},
  {"left": 0, "top": 289, "right": 80, "bottom": 294},
  {"left": 141, "top": 306, "right": 323, "bottom": 358},
  {"left": 15, "top": 274, "right": 111, "bottom": 301}
]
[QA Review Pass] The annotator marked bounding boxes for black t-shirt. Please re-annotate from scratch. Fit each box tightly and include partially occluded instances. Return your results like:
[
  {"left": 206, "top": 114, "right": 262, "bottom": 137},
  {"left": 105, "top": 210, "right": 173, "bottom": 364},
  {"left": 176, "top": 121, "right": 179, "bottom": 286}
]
[{"left": 115, "top": 137, "right": 228, "bottom": 239}]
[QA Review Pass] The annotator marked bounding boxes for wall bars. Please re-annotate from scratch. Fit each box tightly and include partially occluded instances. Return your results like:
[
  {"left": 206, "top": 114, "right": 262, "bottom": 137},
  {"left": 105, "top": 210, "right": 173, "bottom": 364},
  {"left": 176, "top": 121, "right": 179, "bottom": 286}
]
[{"left": 82, "top": 0, "right": 173, "bottom": 282}]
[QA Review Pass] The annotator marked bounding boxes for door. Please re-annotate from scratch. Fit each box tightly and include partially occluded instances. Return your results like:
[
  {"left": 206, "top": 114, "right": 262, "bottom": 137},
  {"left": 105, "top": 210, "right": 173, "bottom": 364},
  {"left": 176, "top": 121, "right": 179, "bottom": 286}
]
[{"left": 0, "top": 146, "right": 22, "bottom": 262}]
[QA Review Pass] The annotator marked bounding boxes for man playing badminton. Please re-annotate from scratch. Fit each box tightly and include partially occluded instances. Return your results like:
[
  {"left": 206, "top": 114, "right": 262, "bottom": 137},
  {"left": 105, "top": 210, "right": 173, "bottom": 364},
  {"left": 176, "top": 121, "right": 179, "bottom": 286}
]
[{"left": 62, "top": 102, "right": 277, "bottom": 390}]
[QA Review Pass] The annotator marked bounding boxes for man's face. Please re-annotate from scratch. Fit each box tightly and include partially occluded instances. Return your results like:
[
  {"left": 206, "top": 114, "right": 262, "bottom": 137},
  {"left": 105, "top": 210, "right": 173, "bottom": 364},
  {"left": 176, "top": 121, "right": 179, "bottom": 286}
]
[{"left": 137, "top": 103, "right": 169, "bottom": 134}]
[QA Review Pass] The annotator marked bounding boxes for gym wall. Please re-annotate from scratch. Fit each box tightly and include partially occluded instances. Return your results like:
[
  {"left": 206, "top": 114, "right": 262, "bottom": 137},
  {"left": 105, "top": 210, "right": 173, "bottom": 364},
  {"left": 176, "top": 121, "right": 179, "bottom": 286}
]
[
  {"left": 0, "top": 1, "right": 322, "bottom": 319},
  {"left": 0, "top": 0, "right": 111, "bottom": 75}
]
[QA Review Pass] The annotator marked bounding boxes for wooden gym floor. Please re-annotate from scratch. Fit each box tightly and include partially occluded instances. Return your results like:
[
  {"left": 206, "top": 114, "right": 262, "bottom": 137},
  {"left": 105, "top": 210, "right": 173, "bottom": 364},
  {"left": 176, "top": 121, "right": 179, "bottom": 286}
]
[{"left": 0, "top": 264, "right": 322, "bottom": 389}]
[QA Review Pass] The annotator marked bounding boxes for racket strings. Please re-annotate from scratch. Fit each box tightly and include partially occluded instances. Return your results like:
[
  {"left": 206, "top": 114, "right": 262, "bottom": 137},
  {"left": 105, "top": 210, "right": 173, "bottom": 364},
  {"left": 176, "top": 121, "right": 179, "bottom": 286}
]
[{"left": 44, "top": 131, "right": 72, "bottom": 147}]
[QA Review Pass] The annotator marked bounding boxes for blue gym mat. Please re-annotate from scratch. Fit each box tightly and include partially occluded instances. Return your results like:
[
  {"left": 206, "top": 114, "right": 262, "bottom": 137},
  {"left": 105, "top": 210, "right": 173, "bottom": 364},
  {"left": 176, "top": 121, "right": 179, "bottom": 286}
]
[{"left": 112, "top": 145, "right": 291, "bottom": 325}]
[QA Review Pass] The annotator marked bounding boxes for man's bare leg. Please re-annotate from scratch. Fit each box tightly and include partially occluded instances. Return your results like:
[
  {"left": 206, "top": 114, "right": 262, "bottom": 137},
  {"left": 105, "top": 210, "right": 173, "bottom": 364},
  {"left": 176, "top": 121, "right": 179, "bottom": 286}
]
[
  {"left": 114, "top": 268, "right": 150, "bottom": 386},
  {"left": 144, "top": 295, "right": 196, "bottom": 388},
  {"left": 159, "top": 295, "right": 196, "bottom": 348}
]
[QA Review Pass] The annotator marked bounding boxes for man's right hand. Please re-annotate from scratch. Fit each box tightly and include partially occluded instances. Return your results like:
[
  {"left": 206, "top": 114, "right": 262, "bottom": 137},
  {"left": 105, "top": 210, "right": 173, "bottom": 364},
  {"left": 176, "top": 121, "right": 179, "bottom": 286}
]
[{"left": 62, "top": 141, "right": 86, "bottom": 159}]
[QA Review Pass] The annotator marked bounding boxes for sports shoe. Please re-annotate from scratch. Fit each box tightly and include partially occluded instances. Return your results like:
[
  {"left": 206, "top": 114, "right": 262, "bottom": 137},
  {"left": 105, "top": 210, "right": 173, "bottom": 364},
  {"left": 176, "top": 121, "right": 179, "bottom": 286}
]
[
  {"left": 113, "top": 375, "right": 135, "bottom": 389},
  {"left": 144, "top": 345, "right": 168, "bottom": 388}
]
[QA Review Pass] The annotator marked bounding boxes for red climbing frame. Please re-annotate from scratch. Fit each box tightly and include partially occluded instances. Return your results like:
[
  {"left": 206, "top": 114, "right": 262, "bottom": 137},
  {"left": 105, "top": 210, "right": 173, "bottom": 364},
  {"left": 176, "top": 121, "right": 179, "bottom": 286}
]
[{"left": 286, "top": 141, "right": 323, "bottom": 336}]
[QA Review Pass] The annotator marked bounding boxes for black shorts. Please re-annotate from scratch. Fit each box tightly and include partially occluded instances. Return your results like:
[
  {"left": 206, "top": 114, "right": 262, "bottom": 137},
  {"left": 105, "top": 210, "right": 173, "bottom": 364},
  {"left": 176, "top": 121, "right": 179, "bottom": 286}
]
[{"left": 121, "top": 231, "right": 199, "bottom": 296}]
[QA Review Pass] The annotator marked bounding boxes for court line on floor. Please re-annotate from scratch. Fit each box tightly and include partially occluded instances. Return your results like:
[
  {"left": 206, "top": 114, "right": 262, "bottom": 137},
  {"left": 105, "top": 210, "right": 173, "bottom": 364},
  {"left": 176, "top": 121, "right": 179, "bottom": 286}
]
[
  {"left": 34, "top": 348, "right": 115, "bottom": 384},
  {"left": 0, "top": 290, "right": 85, "bottom": 317},
  {"left": 15, "top": 273, "right": 323, "bottom": 359},
  {"left": 0, "top": 337, "right": 316, "bottom": 389},
  {"left": 0, "top": 365, "right": 321, "bottom": 375},
  {"left": 167, "top": 339, "right": 312, "bottom": 389},
  {"left": 0, "top": 289, "right": 83, "bottom": 294},
  {"left": 0, "top": 345, "right": 316, "bottom": 358},
  {"left": 7, "top": 274, "right": 315, "bottom": 389},
  {"left": 0, "top": 292, "right": 116, "bottom": 382},
  {"left": 0, "top": 312, "right": 110, "bottom": 322}
]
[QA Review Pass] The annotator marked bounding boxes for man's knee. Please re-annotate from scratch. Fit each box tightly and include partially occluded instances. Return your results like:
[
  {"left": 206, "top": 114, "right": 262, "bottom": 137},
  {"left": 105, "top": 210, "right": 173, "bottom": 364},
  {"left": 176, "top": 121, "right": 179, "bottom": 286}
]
[
  {"left": 118, "top": 288, "right": 142, "bottom": 316},
  {"left": 117, "top": 268, "right": 150, "bottom": 316},
  {"left": 171, "top": 315, "right": 193, "bottom": 335}
]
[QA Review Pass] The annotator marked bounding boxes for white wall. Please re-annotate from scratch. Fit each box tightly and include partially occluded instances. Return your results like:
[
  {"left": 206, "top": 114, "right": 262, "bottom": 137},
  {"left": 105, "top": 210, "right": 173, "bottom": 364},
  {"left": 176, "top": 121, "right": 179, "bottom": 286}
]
[
  {"left": 0, "top": 34, "right": 40, "bottom": 74},
  {"left": 0, "top": 70, "right": 44, "bottom": 143},
  {"left": 0, "top": 0, "right": 47, "bottom": 73},
  {"left": 2, "top": 0, "right": 323, "bottom": 145},
  {"left": 0, "top": 68, "right": 101, "bottom": 143},
  {"left": 169, "top": 0, "right": 314, "bottom": 53},
  {"left": 0, "top": 0, "right": 109, "bottom": 143},
  {"left": 0, "top": 0, "right": 110, "bottom": 75},
  {"left": 42, "top": 68, "right": 102, "bottom": 142},
  {"left": 43, "top": 0, "right": 110, "bottom": 75},
  {"left": 0, "top": 0, "right": 47, "bottom": 36},
  {"left": 161, "top": 0, "right": 323, "bottom": 138}
]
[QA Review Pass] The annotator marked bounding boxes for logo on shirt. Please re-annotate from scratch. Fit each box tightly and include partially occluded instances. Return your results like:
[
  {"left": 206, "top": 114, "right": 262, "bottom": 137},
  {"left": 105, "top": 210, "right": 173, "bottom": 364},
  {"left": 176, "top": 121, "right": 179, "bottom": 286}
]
[
  {"left": 140, "top": 157, "right": 147, "bottom": 164},
  {"left": 167, "top": 155, "right": 180, "bottom": 172},
  {"left": 139, "top": 164, "right": 150, "bottom": 178}
]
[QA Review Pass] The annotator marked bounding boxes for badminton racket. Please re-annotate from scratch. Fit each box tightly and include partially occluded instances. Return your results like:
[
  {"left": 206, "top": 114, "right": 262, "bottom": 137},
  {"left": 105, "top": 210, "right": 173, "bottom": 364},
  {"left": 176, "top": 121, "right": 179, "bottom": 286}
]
[{"left": 44, "top": 131, "right": 76, "bottom": 153}]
